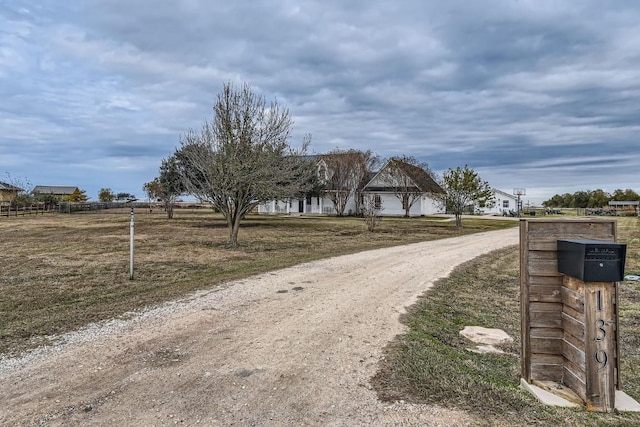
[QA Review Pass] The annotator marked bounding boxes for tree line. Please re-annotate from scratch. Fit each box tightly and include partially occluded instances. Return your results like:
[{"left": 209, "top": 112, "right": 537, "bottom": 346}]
[{"left": 543, "top": 188, "right": 640, "bottom": 208}]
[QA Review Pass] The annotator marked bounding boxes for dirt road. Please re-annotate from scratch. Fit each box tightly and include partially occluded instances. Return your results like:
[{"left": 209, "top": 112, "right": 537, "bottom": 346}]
[{"left": 1, "top": 227, "right": 518, "bottom": 426}]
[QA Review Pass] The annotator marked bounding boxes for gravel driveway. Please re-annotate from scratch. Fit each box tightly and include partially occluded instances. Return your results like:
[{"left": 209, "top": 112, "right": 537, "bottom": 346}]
[{"left": 1, "top": 227, "right": 518, "bottom": 426}]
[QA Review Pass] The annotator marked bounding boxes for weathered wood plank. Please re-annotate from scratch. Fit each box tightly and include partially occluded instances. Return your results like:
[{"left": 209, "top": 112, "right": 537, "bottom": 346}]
[
  {"left": 562, "top": 312, "right": 585, "bottom": 344},
  {"left": 530, "top": 311, "right": 562, "bottom": 328},
  {"left": 531, "top": 363, "right": 563, "bottom": 381},
  {"left": 528, "top": 260, "right": 561, "bottom": 276},
  {"left": 563, "top": 304, "right": 584, "bottom": 323},
  {"left": 525, "top": 220, "right": 615, "bottom": 237},
  {"left": 564, "top": 365, "right": 587, "bottom": 402},
  {"left": 529, "top": 275, "right": 563, "bottom": 286},
  {"left": 528, "top": 239, "right": 559, "bottom": 251},
  {"left": 531, "top": 302, "right": 563, "bottom": 312},
  {"left": 564, "top": 276, "right": 584, "bottom": 293},
  {"left": 531, "top": 353, "right": 564, "bottom": 365},
  {"left": 563, "top": 339, "right": 586, "bottom": 367},
  {"left": 562, "top": 287, "right": 585, "bottom": 313},
  {"left": 530, "top": 327, "right": 563, "bottom": 339},
  {"left": 527, "top": 250, "right": 558, "bottom": 261},
  {"left": 531, "top": 337, "right": 562, "bottom": 354},
  {"left": 530, "top": 285, "right": 562, "bottom": 303},
  {"left": 563, "top": 326, "right": 585, "bottom": 350}
]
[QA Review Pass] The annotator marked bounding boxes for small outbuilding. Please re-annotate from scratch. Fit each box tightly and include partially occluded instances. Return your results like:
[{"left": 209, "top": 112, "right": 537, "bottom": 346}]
[
  {"left": 0, "top": 181, "right": 23, "bottom": 205},
  {"left": 608, "top": 200, "right": 639, "bottom": 215}
]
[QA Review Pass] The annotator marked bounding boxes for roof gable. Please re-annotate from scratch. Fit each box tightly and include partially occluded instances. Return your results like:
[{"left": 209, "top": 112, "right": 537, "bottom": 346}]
[
  {"left": 364, "top": 159, "right": 444, "bottom": 194},
  {"left": 493, "top": 189, "right": 519, "bottom": 200},
  {"left": 0, "top": 181, "right": 23, "bottom": 192}
]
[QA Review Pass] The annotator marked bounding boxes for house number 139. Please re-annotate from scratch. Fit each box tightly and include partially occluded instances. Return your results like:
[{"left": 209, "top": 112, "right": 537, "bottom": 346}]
[{"left": 594, "top": 290, "right": 608, "bottom": 370}]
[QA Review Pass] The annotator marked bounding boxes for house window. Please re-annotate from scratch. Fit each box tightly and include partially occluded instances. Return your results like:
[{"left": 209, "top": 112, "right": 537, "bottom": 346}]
[
  {"left": 306, "top": 195, "right": 312, "bottom": 204},
  {"left": 503, "top": 200, "right": 510, "bottom": 208},
  {"left": 374, "top": 195, "right": 381, "bottom": 209},
  {"left": 318, "top": 164, "right": 328, "bottom": 182}
]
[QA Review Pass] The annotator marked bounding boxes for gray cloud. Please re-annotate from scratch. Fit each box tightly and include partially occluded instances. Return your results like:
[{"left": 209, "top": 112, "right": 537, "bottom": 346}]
[{"left": 1, "top": 0, "right": 639, "bottom": 201}]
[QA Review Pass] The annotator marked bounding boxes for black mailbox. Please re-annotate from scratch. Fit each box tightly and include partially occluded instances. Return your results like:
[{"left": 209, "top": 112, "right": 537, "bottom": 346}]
[{"left": 557, "top": 239, "right": 626, "bottom": 282}]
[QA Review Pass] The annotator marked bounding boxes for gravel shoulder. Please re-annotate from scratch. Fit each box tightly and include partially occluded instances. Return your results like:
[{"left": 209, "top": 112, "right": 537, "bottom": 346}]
[{"left": 1, "top": 227, "right": 518, "bottom": 426}]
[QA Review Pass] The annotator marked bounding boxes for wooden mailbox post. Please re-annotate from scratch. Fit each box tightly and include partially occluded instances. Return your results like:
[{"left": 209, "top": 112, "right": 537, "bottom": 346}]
[{"left": 520, "top": 219, "right": 624, "bottom": 412}]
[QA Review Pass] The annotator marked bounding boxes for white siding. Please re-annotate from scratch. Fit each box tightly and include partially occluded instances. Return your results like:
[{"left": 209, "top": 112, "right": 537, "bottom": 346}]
[{"left": 363, "top": 192, "right": 440, "bottom": 217}]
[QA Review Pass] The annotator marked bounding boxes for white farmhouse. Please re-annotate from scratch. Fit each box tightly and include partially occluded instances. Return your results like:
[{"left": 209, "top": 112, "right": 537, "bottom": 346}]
[
  {"left": 481, "top": 189, "right": 519, "bottom": 215},
  {"left": 258, "top": 156, "right": 444, "bottom": 216}
]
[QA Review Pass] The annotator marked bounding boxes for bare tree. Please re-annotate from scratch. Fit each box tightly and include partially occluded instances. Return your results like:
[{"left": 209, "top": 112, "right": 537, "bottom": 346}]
[
  {"left": 353, "top": 150, "right": 379, "bottom": 215},
  {"left": 380, "top": 156, "right": 441, "bottom": 217},
  {"left": 175, "top": 82, "right": 314, "bottom": 248},
  {"left": 362, "top": 194, "right": 383, "bottom": 232},
  {"left": 322, "top": 149, "right": 378, "bottom": 216}
]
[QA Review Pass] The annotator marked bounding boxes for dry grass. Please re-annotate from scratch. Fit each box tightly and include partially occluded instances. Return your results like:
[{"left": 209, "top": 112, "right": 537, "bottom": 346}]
[{"left": 0, "top": 209, "right": 515, "bottom": 357}]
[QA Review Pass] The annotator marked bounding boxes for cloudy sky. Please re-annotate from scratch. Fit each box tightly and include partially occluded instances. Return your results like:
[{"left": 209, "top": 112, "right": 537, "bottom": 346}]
[{"left": 2, "top": 1, "right": 639, "bottom": 204}]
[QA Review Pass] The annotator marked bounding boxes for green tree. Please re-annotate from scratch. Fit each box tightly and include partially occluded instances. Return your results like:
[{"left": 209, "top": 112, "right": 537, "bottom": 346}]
[
  {"left": 98, "top": 188, "right": 115, "bottom": 202},
  {"left": 64, "top": 188, "right": 88, "bottom": 202},
  {"left": 572, "top": 190, "right": 591, "bottom": 208},
  {"left": 116, "top": 192, "right": 136, "bottom": 201},
  {"left": 143, "top": 155, "right": 185, "bottom": 219},
  {"left": 175, "top": 82, "right": 314, "bottom": 248},
  {"left": 436, "top": 165, "right": 494, "bottom": 227},
  {"left": 562, "top": 193, "right": 574, "bottom": 208},
  {"left": 588, "top": 189, "right": 611, "bottom": 208},
  {"left": 542, "top": 194, "right": 564, "bottom": 208},
  {"left": 611, "top": 188, "right": 640, "bottom": 201}
]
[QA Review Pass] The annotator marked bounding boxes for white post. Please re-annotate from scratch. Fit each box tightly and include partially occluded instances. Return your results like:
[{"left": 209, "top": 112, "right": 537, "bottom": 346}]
[{"left": 129, "top": 207, "right": 135, "bottom": 280}]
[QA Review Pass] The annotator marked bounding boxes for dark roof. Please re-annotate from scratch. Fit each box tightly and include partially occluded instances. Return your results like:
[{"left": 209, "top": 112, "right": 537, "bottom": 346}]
[
  {"left": 383, "top": 159, "right": 444, "bottom": 194},
  {"left": 0, "top": 181, "right": 23, "bottom": 192},
  {"left": 609, "top": 201, "right": 639, "bottom": 206},
  {"left": 33, "top": 185, "right": 78, "bottom": 195}
]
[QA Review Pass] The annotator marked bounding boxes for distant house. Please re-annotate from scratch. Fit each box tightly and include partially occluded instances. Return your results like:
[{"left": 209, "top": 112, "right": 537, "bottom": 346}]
[
  {"left": 481, "top": 189, "right": 519, "bottom": 215},
  {"left": 258, "top": 156, "right": 444, "bottom": 217},
  {"left": 0, "top": 181, "right": 23, "bottom": 205},
  {"left": 32, "top": 185, "right": 79, "bottom": 201}
]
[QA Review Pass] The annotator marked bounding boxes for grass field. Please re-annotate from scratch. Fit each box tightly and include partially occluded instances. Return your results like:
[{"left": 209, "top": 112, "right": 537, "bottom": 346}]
[
  {"left": 373, "top": 216, "right": 640, "bottom": 426},
  {"left": 0, "top": 209, "right": 514, "bottom": 357}
]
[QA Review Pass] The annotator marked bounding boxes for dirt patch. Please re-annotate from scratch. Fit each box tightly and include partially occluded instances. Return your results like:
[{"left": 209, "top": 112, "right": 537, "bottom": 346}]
[{"left": 0, "top": 228, "right": 518, "bottom": 426}]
